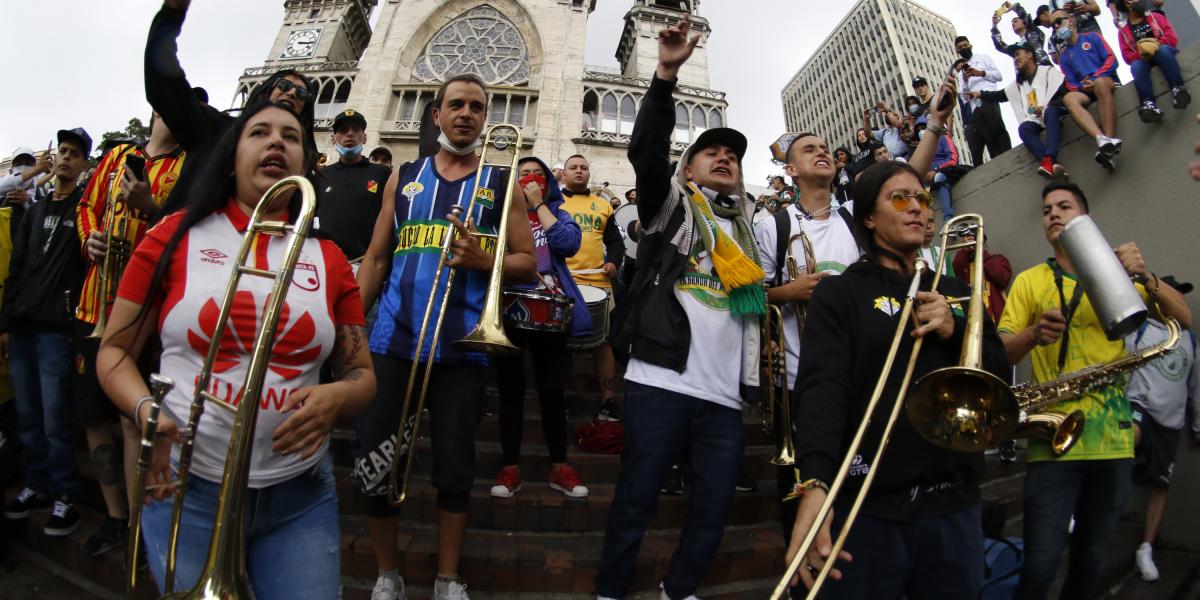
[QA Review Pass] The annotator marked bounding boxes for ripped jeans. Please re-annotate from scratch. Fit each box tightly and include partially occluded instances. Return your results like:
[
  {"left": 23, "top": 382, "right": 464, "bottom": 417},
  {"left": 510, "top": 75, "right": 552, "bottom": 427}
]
[{"left": 141, "top": 453, "right": 341, "bottom": 598}]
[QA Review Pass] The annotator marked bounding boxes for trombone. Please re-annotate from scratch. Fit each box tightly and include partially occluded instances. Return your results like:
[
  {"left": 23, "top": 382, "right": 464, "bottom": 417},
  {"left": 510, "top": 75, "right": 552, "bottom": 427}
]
[
  {"left": 126, "top": 176, "right": 317, "bottom": 599},
  {"left": 385, "top": 124, "right": 523, "bottom": 506},
  {"left": 772, "top": 214, "right": 1012, "bottom": 599}
]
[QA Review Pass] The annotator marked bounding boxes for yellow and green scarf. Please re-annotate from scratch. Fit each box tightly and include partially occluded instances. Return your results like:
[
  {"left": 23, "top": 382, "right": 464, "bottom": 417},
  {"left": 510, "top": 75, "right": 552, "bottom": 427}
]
[{"left": 685, "top": 183, "right": 766, "bottom": 316}]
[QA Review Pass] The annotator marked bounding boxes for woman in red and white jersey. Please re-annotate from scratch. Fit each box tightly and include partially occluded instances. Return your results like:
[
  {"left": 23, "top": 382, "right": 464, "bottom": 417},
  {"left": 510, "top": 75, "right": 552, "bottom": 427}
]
[{"left": 96, "top": 101, "right": 374, "bottom": 598}]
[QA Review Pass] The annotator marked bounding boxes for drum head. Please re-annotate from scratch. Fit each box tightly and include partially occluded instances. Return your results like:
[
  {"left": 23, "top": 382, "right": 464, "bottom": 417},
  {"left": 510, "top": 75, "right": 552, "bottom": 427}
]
[
  {"left": 613, "top": 204, "right": 640, "bottom": 260},
  {"left": 577, "top": 284, "right": 609, "bottom": 303}
]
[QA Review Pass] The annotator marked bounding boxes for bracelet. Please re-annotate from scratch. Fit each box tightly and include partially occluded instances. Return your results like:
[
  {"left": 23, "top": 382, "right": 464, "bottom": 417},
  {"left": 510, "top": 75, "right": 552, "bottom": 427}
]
[
  {"left": 1147, "top": 272, "right": 1160, "bottom": 297},
  {"left": 133, "top": 395, "right": 153, "bottom": 428},
  {"left": 927, "top": 122, "right": 947, "bottom": 137},
  {"left": 533, "top": 202, "right": 547, "bottom": 212},
  {"left": 788, "top": 478, "right": 830, "bottom": 498}
]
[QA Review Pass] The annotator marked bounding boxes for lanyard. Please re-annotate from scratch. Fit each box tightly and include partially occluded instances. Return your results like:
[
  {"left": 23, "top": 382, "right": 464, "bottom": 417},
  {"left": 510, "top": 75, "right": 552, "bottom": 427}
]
[{"left": 1050, "top": 259, "right": 1085, "bottom": 371}]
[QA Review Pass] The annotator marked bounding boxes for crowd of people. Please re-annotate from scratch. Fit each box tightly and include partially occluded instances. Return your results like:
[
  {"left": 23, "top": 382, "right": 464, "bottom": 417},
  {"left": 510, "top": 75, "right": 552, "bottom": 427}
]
[{"left": 0, "top": 1, "right": 1198, "bottom": 600}]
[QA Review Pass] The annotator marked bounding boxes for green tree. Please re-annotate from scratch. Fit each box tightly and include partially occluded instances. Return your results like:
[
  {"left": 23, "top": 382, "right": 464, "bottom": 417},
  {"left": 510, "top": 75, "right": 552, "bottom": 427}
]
[{"left": 96, "top": 117, "right": 150, "bottom": 158}]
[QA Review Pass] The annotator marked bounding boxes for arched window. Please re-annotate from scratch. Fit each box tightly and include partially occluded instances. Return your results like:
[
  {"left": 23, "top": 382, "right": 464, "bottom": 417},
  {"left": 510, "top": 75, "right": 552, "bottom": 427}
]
[
  {"left": 315, "top": 79, "right": 336, "bottom": 119},
  {"left": 674, "top": 103, "right": 690, "bottom": 144},
  {"left": 581, "top": 90, "right": 599, "bottom": 132},
  {"left": 413, "top": 5, "right": 531, "bottom": 86},
  {"left": 709, "top": 109, "right": 723, "bottom": 129},
  {"left": 601, "top": 92, "right": 619, "bottom": 134},
  {"left": 619, "top": 95, "right": 636, "bottom": 135},
  {"left": 691, "top": 105, "right": 707, "bottom": 137}
]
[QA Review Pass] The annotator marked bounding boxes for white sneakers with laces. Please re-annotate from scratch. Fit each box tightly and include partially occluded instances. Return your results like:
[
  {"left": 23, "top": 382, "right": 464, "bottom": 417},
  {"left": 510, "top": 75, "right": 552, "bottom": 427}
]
[
  {"left": 433, "top": 576, "right": 469, "bottom": 600},
  {"left": 1135, "top": 542, "right": 1160, "bottom": 582},
  {"left": 371, "top": 574, "right": 406, "bottom": 600}
]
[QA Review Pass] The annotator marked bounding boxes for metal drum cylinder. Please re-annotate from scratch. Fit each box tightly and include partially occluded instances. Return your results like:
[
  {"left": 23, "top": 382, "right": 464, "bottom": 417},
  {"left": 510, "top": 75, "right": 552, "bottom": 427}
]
[{"left": 1058, "top": 215, "right": 1147, "bottom": 340}]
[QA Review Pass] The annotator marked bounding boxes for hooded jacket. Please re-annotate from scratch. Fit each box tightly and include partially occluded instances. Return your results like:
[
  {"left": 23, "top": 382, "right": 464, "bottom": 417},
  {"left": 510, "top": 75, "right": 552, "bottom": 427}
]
[
  {"left": 0, "top": 187, "right": 85, "bottom": 333},
  {"left": 522, "top": 158, "right": 593, "bottom": 337},
  {"left": 794, "top": 259, "right": 1009, "bottom": 520},
  {"left": 612, "top": 75, "right": 761, "bottom": 403},
  {"left": 1118, "top": 11, "right": 1178, "bottom": 65}
]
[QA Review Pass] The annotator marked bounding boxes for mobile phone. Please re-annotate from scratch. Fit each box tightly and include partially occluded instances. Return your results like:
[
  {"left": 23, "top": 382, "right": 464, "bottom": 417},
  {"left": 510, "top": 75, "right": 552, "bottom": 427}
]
[
  {"left": 936, "top": 64, "right": 958, "bottom": 112},
  {"left": 868, "top": 106, "right": 882, "bottom": 115},
  {"left": 124, "top": 154, "right": 146, "bottom": 181}
]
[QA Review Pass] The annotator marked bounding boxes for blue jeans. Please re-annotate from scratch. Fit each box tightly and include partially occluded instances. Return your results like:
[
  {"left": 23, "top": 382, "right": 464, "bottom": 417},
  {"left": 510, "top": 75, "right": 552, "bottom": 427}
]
[
  {"left": 817, "top": 503, "right": 983, "bottom": 599},
  {"left": 1016, "top": 459, "right": 1133, "bottom": 600},
  {"left": 596, "top": 381, "right": 745, "bottom": 599},
  {"left": 9, "top": 330, "right": 75, "bottom": 497},
  {"left": 1018, "top": 104, "right": 1065, "bottom": 160},
  {"left": 933, "top": 172, "right": 953, "bottom": 218},
  {"left": 1131, "top": 45, "right": 1184, "bottom": 102},
  {"left": 142, "top": 454, "right": 341, "bottom": 599}
]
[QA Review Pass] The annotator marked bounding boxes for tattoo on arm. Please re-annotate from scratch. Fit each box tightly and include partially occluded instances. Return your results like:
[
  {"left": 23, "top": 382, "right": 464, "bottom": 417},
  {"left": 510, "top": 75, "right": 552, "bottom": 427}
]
[{"left": 330, "top": 325, "right": 366, "bottom": 379}]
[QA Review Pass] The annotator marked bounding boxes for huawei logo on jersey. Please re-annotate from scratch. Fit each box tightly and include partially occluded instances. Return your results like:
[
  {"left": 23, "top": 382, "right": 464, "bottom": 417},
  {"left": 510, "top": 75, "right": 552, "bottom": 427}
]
[
  {"left": 200, "top": 248, "right": 228, "bottom": 265},
  {"left": 186, "top": 290, "right": 323, "bottom": 381}
]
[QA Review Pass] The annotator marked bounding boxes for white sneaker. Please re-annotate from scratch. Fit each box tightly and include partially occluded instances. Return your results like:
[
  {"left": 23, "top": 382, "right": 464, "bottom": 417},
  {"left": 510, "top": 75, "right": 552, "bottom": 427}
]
[
  {"left": 659, "top": 592, "right": 700, "bottom": 600},
  {"left": 433, "top": 577, "right": 470, "bottom": 600},
  {"left": 372, "top": 575, "right": 406, "bottom": 600},
  {"left": 1095, "top": 135, "right": 1122, "bottom": 157},
  {"left": 1135, "top": 542, "right": 1160, "bottom": 582}
]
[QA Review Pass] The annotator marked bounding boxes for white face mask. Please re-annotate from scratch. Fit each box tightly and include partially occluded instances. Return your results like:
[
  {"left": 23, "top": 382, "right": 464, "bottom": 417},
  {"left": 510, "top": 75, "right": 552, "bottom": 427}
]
[{"left": 437, "top": 131, "right": 482, "bottom": 156}]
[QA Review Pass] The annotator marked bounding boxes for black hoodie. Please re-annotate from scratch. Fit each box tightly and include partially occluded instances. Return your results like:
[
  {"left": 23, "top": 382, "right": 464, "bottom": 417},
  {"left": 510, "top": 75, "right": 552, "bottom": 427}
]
[
  {"left": 0, "top": 187, "right": 85, "bottom": 333},
  {"left": 793, "top": 259, "right": 1009, "bottom": 521}
]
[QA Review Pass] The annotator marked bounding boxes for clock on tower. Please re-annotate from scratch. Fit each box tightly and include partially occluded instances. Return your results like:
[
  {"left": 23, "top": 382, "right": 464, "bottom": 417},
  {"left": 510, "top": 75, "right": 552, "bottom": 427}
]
[{"left": 281, "top": 28, "right": 321, "bottom": 59}]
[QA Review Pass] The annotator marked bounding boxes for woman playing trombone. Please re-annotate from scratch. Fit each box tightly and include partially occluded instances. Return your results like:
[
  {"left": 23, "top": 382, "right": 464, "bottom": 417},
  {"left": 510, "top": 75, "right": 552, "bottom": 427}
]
[{"left": 96, "top": 100, "right": 375, "bottom": 598}]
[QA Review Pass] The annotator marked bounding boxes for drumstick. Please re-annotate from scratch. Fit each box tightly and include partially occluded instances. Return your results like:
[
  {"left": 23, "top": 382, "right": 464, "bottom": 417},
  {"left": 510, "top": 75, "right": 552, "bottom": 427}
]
[{"left": 570, "top": 268, "right": 605, "bottom": 275}]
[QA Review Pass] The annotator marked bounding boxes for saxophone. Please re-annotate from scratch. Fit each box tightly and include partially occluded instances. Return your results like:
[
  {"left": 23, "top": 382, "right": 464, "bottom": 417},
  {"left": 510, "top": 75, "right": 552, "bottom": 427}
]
[{"left": 86, "top": 175, "right": 133, "bottom": 339}]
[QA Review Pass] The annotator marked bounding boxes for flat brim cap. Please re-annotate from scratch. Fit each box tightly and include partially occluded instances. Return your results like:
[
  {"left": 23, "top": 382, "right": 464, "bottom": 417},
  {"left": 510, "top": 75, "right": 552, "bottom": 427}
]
[
  {"left": 333, "top": 109, "right": 367, "bottom": 130},
  {"left": 691, "top": 127, "right": 747, "bottom": 162}
]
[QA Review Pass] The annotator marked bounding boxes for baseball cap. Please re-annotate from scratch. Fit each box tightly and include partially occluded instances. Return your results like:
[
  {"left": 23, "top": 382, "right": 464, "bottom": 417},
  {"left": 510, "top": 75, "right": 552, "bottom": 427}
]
[
  {"left": 57, "top": 127, "right": 93, "bottom": 157},
  {"left": 11, "top": 147, "right": 35, "bottom": 161},
  {"left": 333, "top": 109, "right": 367, "bottom": 131},
  {"left": 689, "top": 127, "right": 748, "bottom": 162},
  {"left": 911, "top": 76, "right": 929, "bottom": 87}
]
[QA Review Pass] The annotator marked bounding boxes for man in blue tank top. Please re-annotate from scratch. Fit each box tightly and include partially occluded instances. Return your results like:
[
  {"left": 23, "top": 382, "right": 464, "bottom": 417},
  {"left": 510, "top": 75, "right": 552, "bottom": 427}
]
[{"left": 354, "top": 73, "right": 537, "bottom": 600}]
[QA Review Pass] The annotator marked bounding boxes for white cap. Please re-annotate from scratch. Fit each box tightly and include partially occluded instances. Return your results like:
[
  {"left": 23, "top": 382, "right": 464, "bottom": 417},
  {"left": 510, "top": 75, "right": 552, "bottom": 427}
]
[
  {"left": 11, "top": 147, "right": 34, "bottom": 161},
  {"left": 552, "top": 163, "right": 564, "bottom": 171}
]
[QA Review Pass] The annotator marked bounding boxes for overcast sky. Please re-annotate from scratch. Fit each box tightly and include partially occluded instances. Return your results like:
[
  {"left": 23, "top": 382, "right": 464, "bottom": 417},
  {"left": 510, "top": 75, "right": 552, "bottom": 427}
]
[{"left": 0, "top": 0, "right": 1132, "bottom": 184}]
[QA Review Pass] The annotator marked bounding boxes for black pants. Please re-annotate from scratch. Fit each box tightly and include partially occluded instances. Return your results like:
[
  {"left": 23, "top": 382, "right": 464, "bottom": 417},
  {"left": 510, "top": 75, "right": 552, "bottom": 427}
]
[
  {"left": 965, "top": 101, "right": 1012, "bottom": 166},
  {"left": 493, "top": 329, "right": 569, "bottom": 465}
]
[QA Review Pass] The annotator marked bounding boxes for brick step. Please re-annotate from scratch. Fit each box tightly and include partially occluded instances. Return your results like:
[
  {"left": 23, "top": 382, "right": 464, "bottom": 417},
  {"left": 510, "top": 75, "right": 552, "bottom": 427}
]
[
  {"left": 339, "top": 577, "right": 785, "bottom": 599},
  {"left": 332, "top": 469, "right": 781, "bottom": 531},
  {"left": 339, "top": 516, "right": 785, "bottom": 593}
]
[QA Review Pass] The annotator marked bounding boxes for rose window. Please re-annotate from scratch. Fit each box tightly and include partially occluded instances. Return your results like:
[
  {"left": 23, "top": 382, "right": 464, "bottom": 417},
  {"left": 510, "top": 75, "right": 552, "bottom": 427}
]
[{"left": 414, "top": 5, "right": 531, "bottom": 86}]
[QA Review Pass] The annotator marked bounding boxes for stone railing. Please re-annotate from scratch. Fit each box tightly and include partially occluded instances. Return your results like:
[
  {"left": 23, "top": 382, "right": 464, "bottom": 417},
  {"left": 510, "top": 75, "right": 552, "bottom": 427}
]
[{"left": 241, "top": 61, "right": 360, "bottom": 78}]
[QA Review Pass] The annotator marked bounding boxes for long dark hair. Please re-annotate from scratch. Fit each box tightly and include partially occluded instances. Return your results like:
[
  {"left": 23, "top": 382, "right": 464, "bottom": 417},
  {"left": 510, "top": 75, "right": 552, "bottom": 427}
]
[
  {"left": 249, "top": 70, "right": 319, "bottom": 170},
  {"left": 851, "top": 160, "right": 925, "bottom": 266},
  {"left": 137, "top": 101, "right": 317, "bottom": 319}
]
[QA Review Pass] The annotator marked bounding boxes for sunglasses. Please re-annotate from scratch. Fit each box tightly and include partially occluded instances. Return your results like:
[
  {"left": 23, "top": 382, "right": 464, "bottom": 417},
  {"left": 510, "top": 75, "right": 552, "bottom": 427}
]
[
  {"left": 273, "top": 78, "right": 313, "bottom": 101},
  {"left": 888, "top": 189, "right": 934, "bottom": 210}
]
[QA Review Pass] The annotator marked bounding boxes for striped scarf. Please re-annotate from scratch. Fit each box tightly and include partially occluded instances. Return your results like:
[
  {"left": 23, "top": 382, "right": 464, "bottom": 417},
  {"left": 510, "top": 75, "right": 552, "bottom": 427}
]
[{"left": 685, "top": 183, "right": 766, "bottom": 316}]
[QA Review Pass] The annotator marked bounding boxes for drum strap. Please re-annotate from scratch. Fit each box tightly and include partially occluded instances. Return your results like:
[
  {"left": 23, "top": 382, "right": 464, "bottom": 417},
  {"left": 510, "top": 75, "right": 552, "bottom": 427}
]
[{"left": 1050, "top": 259, "right": 1085, "bottom": 372}]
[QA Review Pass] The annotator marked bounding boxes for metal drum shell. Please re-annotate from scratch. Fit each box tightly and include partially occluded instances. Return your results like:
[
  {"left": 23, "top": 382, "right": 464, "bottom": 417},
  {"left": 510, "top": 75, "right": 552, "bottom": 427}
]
[{"left": 1058, "top": 215, "right": 1147, "bottom": 340}]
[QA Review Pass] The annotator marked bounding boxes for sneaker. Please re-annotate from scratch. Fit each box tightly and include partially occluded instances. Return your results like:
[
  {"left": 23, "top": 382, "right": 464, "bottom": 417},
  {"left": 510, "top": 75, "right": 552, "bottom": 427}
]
[
  {"left": 489, "top": 465, "right": 522, "bottom": 498},
  {"left": 1138, "top": 100, "right": 1164, "bottom": 123},
  {"left": 1172, "top": 87, "right": 1191, "bottom": 110},
  {"left": 433, "top": 576, "right": 469, "bottom": 600},
  {"left": 4, "top": 487, "right": 51, "bottom": 519},
  {"left": 597, "top": 398, "right": 621, "bottom": 422},
  {"left": 1053, "top": 163, "right": 1069, "bottom": 180},
  {"left": 734, "top": 475, "right": 758, "bottom": 493},
  {"left": 43, "top": 498, "right": 80, "bottom": 537},
  {"left": 549, "top": 464, "right": 588, "bottom": 498},
  {"left": 1094, "top": 151, "right": 1116, "bottom": 172},
  {"left": 1096, "top": 135, "right": 1122, "bottom": 157},
  {"left": 1135, "top": 542, "right": 1160, "bottom": 582},
  {"left": 85, "top": 515, "right": 129, "bottom": 556},
  {"left": 372, "top": 574, "right": 407, "bottom": 600},
  {"left": 1037, "top": 156, "right": 1055, "bottom": 178},
  {"left": 660, "top": 465, "right": 685, "bottom": 496}
]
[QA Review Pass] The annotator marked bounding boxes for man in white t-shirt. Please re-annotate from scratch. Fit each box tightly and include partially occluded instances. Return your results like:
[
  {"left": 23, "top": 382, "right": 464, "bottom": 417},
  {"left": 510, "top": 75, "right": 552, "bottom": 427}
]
[{"left": 754, "top": 132, "right": 862, "bottom": 565}]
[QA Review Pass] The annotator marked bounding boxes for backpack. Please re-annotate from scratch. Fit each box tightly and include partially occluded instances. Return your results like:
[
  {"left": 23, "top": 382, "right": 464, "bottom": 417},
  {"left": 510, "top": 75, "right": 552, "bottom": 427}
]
[
  {"left": 576, "top": 420, "right": 624, "bottom": 455},
  {"left": 771, "top": 205, "right": 853, "bottom": 286},
  {"left": 979, "top": 537, "right": 1023, "bottom": 600}
]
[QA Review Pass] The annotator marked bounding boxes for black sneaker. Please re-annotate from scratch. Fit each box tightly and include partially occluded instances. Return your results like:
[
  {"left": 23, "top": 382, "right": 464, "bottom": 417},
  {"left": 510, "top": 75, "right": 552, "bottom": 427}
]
[
  {"left": 43, "top": 498, "right": 80, "bottom": 537},
  {"left": 660, "top": 465, "right": 685, "bottom": 496},
  {"left": 4, "top": 487, "right": 51, "bottom": 519},
  {"left": 1138, "top": 100, "right": 1164, "bottom": 123},
  {"left": 85, "top": 516, "right": 129, "bottom": 556},
  {"left": 597, "top": 399, "right": 621, "bottom": 422},
  {"left": 999, "top": 439, "right": 1018, "bottom": 464},
  {"left": 1172, "top": 87, "right": 1191, "bottom": 110}
]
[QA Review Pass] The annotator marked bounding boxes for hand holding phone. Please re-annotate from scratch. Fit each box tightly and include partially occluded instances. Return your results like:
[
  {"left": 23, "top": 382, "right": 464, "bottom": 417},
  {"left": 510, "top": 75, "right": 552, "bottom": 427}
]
[{"left": 124, "top": 154, "right": 147, "bottom": 181}]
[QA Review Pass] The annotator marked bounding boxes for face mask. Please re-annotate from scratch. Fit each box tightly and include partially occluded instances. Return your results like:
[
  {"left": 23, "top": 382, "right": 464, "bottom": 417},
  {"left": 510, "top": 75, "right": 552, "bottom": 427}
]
[
  {"left": 437, "top": 131, "right": 482, "bottom": 156},
  {"left": 1055, "top": 26, "right": 1072, "bottom": 41},
  {"left": 918, "top": 129, "right": 927, "bottom": 140},
  {"left": 907, "top": 105, "right": 921, "bottom": 116},
  {"left": 958, "top": 47, "right": 973, "bottom": 60},
  {"left": 335, "top": 143, "right": 364, "bottom": 160}
]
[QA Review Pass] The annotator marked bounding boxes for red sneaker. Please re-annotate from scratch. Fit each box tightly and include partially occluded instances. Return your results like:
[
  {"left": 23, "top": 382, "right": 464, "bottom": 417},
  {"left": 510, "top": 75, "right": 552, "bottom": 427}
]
[
  {"left": 490, "top": 465, "right": 522, "bottom": 498},
  {"left": 1037, "top": 156, "right": 1055, "bottom": 178},
  {"left": 549, "top": 464, "right": 588, "bottom": 498}
]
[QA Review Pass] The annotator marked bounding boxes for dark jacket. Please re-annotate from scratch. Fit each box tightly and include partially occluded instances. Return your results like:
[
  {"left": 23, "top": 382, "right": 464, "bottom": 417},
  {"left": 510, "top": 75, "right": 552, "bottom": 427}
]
[
  {"left": 0, "top": 188, "right": 86, "bottom": 333},
  {"left": 525, "top": 158, "right": 592, "bottom": 337},
  {"left": 611, "top": 76, "right": 760, "bottom": 401},
  {"left": 991, "top": 3, "right": 1051, "bottom": 65},
  {"left": 794, "top": 259, "right": 1009, "bottom": 521}
]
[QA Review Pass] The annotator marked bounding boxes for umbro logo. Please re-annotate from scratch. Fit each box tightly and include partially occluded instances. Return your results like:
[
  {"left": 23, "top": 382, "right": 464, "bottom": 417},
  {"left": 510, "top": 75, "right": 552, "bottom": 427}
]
[{"left": 200, "top": 248, "right": 228, "bottom": 264}]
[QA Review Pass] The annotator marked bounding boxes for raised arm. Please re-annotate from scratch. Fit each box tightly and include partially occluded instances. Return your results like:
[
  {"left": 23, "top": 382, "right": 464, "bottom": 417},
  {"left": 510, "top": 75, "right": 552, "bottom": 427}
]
[
  {"left": 909, "top": 75, "right": 957, "bottom": 175},
  {"left": 145, "top": 2, "right": 218, "bottom": 149}
]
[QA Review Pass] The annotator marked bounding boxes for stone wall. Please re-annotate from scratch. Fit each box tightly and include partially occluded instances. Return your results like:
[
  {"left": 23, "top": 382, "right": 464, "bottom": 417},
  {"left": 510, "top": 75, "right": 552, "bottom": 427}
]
[{"left": 952, "top": 42, "right": 1200, "bottom": 548}]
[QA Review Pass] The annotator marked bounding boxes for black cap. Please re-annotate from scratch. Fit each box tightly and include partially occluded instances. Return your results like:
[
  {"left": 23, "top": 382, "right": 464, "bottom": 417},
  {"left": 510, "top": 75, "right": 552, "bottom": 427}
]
[
  {"left": 333, "top": 109, "right": 367, "bottom": 131},
  {"left": 193, "top": 86, "right": 210, "bottom": 104},
  {"left": 1161, "top": 275, "right": 1193, "bottom": 295},
  {"left": 57, "top": 127, "right": 93, "bottom": 157},
  {"left": 689, "top": 127, "right": 747, "bottom": 162},
  {"left": 911, "top": 76, "right": 929, "bottom": 87}
]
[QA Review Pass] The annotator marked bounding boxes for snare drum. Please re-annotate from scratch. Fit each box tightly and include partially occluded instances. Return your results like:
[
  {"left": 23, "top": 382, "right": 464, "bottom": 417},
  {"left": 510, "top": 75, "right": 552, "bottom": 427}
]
[
  {"left": 501, "top": 288, "right": 573, "bottom": 333},
  {"left": 567, "top": 284, "right": 610, "bottom": 350}
]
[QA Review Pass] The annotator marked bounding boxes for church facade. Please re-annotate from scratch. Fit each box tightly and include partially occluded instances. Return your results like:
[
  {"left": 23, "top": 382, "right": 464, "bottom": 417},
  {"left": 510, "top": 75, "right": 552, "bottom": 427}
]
[{"left": 235, "top": 0, "right": 729, "bottom": 195}]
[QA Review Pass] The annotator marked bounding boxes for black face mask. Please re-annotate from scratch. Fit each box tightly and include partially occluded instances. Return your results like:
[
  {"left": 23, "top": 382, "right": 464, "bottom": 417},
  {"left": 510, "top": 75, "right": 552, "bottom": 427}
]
[{"left": 958, "top": 47, "right": 973, "bottom": 60}]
